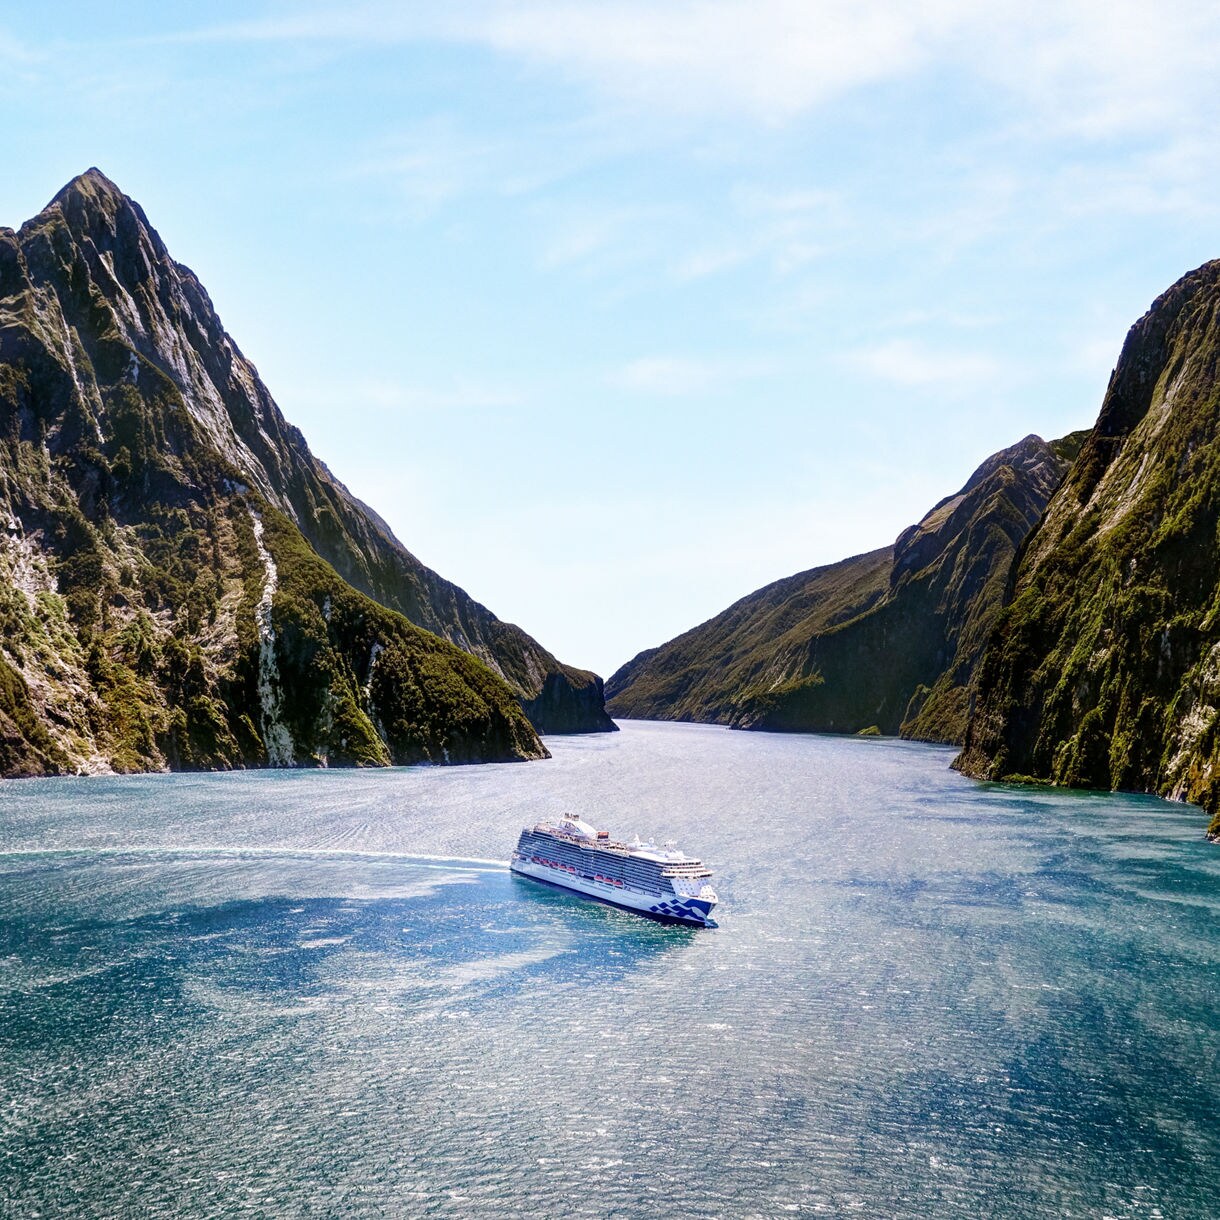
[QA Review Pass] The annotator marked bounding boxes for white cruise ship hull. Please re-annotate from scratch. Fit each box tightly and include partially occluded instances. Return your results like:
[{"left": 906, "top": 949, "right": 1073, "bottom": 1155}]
[{"left": 509, "top": 855, "right": 717, "bottom": 927}]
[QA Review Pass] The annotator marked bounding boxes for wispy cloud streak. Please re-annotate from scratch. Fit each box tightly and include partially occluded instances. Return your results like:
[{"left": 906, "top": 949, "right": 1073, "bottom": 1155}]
[{"left": 149, "top": 1, "right": 1220, "bottom": 139}]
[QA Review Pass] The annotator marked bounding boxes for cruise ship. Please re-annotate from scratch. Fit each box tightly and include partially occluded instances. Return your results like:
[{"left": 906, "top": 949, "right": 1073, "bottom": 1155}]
[{"left": 510, "top": 815, "right": 719, "bottom": 926}]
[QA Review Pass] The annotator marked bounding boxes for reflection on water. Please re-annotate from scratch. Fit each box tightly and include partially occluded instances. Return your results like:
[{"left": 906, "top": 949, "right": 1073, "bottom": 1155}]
[{"left": 0, "top": 721, "right": 1218, "bottom": 1218}]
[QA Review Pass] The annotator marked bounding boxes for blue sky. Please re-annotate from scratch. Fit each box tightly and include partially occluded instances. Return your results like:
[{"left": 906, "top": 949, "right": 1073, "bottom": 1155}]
[{"left": 3, "top": 2, "right": 1220, "bottom": 677}]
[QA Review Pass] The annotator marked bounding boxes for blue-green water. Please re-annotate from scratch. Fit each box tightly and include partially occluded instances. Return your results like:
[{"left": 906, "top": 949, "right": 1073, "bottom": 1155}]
[{"left": 1, "top": 721, "right": 1217, "bottom": 1218}]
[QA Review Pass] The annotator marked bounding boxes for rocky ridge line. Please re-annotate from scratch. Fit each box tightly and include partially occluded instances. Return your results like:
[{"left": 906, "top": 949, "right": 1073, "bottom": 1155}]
[
  {"left": 955, "top": 259, "right": 1220, "bottom": 837},
  {"left": 0, "top": 169, "right": 602, "bottom": 774},
  {"left": 607, "top": 432, "right": 1084, "bottom": 743}
]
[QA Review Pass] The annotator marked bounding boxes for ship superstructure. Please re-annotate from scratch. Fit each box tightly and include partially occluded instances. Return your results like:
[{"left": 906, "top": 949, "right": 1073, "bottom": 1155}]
[{"left": 510, "top": 815, "right": 718, "bottom": 926}]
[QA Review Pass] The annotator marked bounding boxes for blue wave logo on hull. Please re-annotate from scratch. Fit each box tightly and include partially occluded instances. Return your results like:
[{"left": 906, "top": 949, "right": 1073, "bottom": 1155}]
[{"left": 648, "top": 897, "right": 715, "bottom": 925}]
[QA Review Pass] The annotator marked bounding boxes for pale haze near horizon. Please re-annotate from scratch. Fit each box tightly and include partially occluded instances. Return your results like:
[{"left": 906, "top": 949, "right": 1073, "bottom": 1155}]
[{"left": 3, "top": 2, "right": 1220, "bottom": 678}]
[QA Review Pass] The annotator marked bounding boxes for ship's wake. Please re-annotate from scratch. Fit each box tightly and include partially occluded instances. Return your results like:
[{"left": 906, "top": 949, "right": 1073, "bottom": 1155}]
[{"left": 0, "top": 846, "right": 507, "bottom": 873}]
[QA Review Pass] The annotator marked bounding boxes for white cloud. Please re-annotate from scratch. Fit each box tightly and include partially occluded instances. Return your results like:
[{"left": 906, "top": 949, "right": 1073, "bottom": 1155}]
[
  {"left": 848, "top": 339, "right": 1002, "bottom": 392},
  {"left": 973, "top": 0, "right": 1220, "bottom": 139},
  {"left": 471, "top": 0, "right": 1220, "bottom": 139},
  {"left": 153, "top": 3, "right": 949, "bottom": 122},
  {"left": 464, "top": 0, "right": 960, "bottom": 124},
  {"left": 154, "top": 1, "right": 1220, "bottom": 142}
]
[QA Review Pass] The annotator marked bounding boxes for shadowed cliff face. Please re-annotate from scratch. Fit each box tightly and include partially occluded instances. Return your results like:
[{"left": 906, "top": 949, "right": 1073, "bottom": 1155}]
[
  {"left": 956, "top": 260, "right": 1220, "bottom": 835},
  {"left": 607, "top": 433, "right": 1082, "bottom": 743},
  {"left": 0, "top": 169, "right": 608, "bottom": 776}
]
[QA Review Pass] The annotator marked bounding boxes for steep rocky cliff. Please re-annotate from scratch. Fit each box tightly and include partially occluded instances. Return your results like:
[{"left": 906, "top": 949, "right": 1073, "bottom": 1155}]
[
  {"left": 607, "top": 432, "right": 1083, "bottom": 741},
  {"left": 955, "top": 260, "right": 1220, "bottom": 835},
  {"left": 0, "top": 169, "right": 610, "bottom": 776}
]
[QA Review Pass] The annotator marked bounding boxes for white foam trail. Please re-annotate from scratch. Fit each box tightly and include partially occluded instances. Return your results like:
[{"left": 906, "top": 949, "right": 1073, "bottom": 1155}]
[{"left": 0, "top": 846, "right": 508, "bottom": 872}]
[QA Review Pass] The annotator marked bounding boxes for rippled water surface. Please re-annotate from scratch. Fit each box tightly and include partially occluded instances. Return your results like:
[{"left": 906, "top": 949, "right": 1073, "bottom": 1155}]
[{"left": 2, "top": 721, "right": 1218, "bottom": 1217}]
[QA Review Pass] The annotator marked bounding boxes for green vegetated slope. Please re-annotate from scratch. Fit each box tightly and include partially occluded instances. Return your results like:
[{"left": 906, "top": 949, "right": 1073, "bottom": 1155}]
[
  {"left": 607, "top": 433, "right": 1083, "bottom": 742},
  {"left": 606, "top": 548, "right": 893, "bottom": 724},
  {"left": 0, "top": 169, "right": 592, "bottom": 775},
  {"left": 955, "top": 260, "right": 1220, "bottom": 835}
]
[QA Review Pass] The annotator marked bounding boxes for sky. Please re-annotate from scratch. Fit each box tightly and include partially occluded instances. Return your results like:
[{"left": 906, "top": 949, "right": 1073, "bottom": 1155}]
[{"left": 3, "top": 2, "right": 1220, "bottom": 678}]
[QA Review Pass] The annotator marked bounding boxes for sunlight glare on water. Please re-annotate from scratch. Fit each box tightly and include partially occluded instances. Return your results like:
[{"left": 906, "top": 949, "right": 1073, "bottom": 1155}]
[{"left": 1, "top": 721, "right": 1217, "bottom": 1217}]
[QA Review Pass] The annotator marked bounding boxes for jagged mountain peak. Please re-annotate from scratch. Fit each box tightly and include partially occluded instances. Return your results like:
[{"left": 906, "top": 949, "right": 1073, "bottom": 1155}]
[
  {"left": 48, "top": 166, "right": 127, "bottom": 209},
  {"left": 0, "top": 172, "right": 612, "bottom": 776},
  {"left": 891, "top": 433, "right": 1066, "bottom": 585},
  {"left": 899, "top": 435, "right": 1047, "bottom": 538},
  {"left": 948, "top": 433, "right": 1050, "bottom": 502},
  {"left": 31, "top": 167, "right": 167, "bottom": 266}
]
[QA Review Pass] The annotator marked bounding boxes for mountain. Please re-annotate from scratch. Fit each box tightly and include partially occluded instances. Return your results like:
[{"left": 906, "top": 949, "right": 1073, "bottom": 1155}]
[
  {"left": 955, "top": 260, "right": 1220, "bottom": 837},
  {"left": 607, "top": 432, "right": 1084, "bottom": 741},
  {"left": 0, "top": 169, "right": 611, "bottom": 776}
]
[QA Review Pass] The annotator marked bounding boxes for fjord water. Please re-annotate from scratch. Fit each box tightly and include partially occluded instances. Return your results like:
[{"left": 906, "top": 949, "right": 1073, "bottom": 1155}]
[{"left": 1, "top": 723, "right": 1217, "bottom": 1218}]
